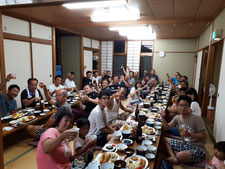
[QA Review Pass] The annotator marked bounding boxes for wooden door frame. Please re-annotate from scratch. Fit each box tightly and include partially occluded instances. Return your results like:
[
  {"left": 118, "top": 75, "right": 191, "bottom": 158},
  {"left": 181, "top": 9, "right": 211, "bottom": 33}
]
[{"left": 202, "top": 45, "right": 215, "bottom": 117}]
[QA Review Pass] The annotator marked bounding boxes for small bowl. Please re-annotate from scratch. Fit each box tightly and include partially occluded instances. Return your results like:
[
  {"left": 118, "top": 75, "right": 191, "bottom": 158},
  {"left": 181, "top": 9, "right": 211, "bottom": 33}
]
[
  {"left": 141, "top": 108, "right": 148, "bottom": 112},
  {"left": 116, "top": 144, "right": 128, "bottom": 151},
  {"left": 40, "top": 113, "right": 46, "bottom": 116},
  {"left": 100, "top": 163, "right": 114, "bottom": 169},
  {"left": 154, "top": 126, "right": 162, "bottom": 130},
  {"left": 122, "top": 139, "right": 133, "bottom": 146},
  {"left": 114, "top": 160, "right": 126, "bottom": 169},
  {"left": 146, "top": 120, "right": 155, "bottom": 127},
  {"left": 124, "top": 148, "right": 135, "bottom": 157},
  {"left": 151, "top": 108, "right": 157, "bottom": 112},
  {"left": 2, "top": 116, "right": 12, "bottom": 123},
  {"left": 43, "top": 109, "right": 50, "bottom": 113},
  {"left": 142, "top": 139, "right": 153, "bottom": 146},
  {"left": 147, "top": 145, "right": 157, "bottom": 153},
  {"left": 154, "top": 121, "right": 162, "bottom": 126},
  {"left": 122, "top": 130, "right": 131, "bottom": 139},
  {"left": 136, "top": 145, "right": 147, "bottom": 156},
  {"left": 34, "top": 110, "right": 41, "bottom": 116},
  {"left": 145, "top": 153, "right": 155, "bottom": 160},
  {"left": 114, "top": 131, "right": 122, "bottom": 140}
]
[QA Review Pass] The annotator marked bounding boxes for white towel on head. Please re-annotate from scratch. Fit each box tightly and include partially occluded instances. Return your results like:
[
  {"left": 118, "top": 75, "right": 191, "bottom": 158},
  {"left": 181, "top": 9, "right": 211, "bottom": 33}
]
[{"left": 26, "top": 88, "right": 40, "bottom": 99}]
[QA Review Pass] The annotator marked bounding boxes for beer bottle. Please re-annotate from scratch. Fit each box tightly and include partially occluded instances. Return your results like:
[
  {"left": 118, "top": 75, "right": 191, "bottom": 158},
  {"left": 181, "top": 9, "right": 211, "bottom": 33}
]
[
  {"left": 136, "top": 121, "right": 143, "bottom": 144},
  {"left": 135, "top": 104, "right": 139, "bottom": 121}
]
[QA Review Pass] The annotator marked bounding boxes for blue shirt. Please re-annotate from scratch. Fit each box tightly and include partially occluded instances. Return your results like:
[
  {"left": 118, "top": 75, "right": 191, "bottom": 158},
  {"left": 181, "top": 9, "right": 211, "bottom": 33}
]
[{"left": 0, "top": 94, "right": 17, "bottom": 117}]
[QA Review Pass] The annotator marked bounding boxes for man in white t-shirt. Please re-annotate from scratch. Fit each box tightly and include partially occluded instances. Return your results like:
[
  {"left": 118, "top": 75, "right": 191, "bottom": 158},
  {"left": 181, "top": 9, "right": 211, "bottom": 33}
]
[
  {"left": 87, "top": 90, "right": 114, "bottom": 147},
  {"left": 63, "top": 72, "right": 79, "bottom": 93},
  {"left": 48, "top": 75, "right": 65, "bottom": 98}
]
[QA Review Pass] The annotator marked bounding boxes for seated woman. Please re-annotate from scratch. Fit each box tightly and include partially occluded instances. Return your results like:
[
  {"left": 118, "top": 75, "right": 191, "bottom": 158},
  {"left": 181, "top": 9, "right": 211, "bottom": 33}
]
[
  {"left": 36, "top": 112, "right": 77, "bottom": 169},
  {"left": 129, "top": 80, "right": 143, "bottom": 105},
  {"left": 186, "top": 88, "right": 202, "bottom": 116}
]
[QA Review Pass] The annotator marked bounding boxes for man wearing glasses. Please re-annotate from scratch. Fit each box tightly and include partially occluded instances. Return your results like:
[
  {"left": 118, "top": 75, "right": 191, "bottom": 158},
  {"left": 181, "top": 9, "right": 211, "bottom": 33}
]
[
  {"left": 161, "top": 95, "right": 207, "bottom": 165},
  {"left": 87, "top": 90, "right": 114, "bottom": 147}
]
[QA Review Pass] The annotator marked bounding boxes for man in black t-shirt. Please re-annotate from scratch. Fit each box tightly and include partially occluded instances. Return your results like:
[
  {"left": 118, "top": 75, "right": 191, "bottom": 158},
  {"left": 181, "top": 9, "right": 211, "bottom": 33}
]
[
  {"left": 72, "top": 84, "right": 98, "bottom": 121},
  {"left": 82, "top": 71, "right": 92, "bottom": 88},
  {"left": 109, "top": 76, "right": 120, "bottom": 94},
  {"left": 21, "top": 78, "right": 43, "bottom": 109}
]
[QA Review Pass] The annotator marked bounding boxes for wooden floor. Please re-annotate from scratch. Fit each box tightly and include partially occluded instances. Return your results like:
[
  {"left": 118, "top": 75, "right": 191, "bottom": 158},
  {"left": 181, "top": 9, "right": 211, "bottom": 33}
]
[{"left": 3, "top": 99, "right": 215, "bottom": 169}]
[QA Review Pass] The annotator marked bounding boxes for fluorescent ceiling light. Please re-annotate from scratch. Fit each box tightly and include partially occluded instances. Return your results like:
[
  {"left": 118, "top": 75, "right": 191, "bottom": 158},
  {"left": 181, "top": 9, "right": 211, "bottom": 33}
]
[
  {"left": 109, "top": 25, "right": 156, "bottom": 40},
  {"left": 63, "top": 0, "right": 127, "bottom": 9},
  {"left": 91, "top": 7, "right": 140, "bottom": 22}
]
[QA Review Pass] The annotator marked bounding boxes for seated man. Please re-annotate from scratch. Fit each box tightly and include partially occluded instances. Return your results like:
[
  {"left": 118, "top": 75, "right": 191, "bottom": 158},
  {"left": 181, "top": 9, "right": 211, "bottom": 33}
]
[
  {"left": 87, "top": 90, "right": 114, "bottom": 147},
  {"left": 21, "top": 78, "right": 43, "bottom": 109},
  {"left": 0, "top": 74, "right": 20, "bottom": 117},
  {"left": 109, "top": 76, "right": 120, "bottom": 95},
  {"left": 101, "top": 78, "right": 112, "bottom": 95},
  {"left": 105, "top": 92, "right": 133, "bottom": 126},
  {"left": 63, "top": 72, "right": 79, "bottom": 93},
  {"left": 149, "top": 69, "right": 159, "bottom": 83},
  {"left": 92, "top": 71, "right": 101, "bottom": 86},
  {"left": 26, "top": 84, "right": 71, "bottom": 139},
  {"left": 82, "top": 71, "right": 92, "bottom": 89},
  {"left": 73, "top": 84, "right": 98, "bottom": 121},
  {"left": 48, "top": 75, "right": 65, "bottom": 98},
  {"left": 162, "top": 95, "right": 207, "bottom": 165}
]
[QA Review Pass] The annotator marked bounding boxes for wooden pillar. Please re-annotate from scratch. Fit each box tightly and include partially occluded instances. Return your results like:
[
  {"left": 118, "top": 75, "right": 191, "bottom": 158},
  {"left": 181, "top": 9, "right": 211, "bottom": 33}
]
[
  {"left": 202, "top": 45, "right": 215, "bottom": 117},
  {"left": 80, "top": 35, "right": 84, "bottom": 89},
  {"left": 52, "top": 27, "right": 56, "bottom": 81},
  {"left": 0, "top": 12, "right": 5, "bottom": 169}
]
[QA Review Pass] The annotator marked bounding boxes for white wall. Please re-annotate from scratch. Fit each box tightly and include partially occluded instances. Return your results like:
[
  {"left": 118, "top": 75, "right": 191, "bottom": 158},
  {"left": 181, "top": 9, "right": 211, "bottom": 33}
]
[
  {"left": 213, "top": 39, "right": 225, "bottom": 142},
  {"left": 1, "top": 15, "right": 54, "bottom": 108}
]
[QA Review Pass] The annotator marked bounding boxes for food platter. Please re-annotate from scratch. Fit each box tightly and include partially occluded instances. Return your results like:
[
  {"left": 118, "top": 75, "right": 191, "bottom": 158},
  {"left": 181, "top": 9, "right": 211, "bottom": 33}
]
[
  {"left": 95, "top": 152, "right": 119, "bottom": 164},
  {"left": 12, "top": 112, "right": 25, "bottom": 119},
  {"left": 126, "top": 155, "right": 148, "bottom": 169},
  {"left": 142, "top": 126, "right": 155, "bottom": 135},
  {"left": 18, "top": 115, "right": 35, "bottom": 122}
]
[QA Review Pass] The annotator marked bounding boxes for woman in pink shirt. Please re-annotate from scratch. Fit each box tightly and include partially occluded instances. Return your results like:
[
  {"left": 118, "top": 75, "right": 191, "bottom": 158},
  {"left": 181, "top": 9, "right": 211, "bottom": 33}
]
[{"left": 36, "top": 112, "right": 77, "bottom": 169}]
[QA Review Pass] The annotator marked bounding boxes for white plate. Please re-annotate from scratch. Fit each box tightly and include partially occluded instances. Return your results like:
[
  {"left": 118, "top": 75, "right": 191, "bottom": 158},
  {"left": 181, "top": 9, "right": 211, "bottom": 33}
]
[
  {"left": 100, "top": 163, "right": 114, "bottom": 169},
  {"left": 9, "top": 120, "right": 20, "bottom": 124},
  {"left": 40, "top": 113, "right": 46, "bottom": 116},
  {"left": 102, "top": 143, "right": 116, "bottom": 152},
  {"left": 95, "top": 152, "right": 119, "bottom": 164},
  {"left": 43, "top": 109, "right": 50, "bottom": 113},
  {"left": 3, "top": 126, "right": 14, "bottom": 131},
  {"left": 145, "top": 153, "right": 155, "bottom": 160},
  {"left": 126, "top": 155, "right": 148, "bottom": 169},
  {"left": 154, "top": 125, "right": 162, "bottom": 130}
]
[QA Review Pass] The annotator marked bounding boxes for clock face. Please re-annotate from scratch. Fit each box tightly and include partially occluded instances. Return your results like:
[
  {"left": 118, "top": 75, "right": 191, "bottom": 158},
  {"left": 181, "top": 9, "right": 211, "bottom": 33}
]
[{"left": 159, "top": 51, "right": 165, "bottom": 58}]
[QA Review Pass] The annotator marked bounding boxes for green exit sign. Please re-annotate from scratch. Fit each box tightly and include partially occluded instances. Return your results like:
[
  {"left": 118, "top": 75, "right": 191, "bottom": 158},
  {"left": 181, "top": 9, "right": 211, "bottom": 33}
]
[{"left": 212, "top": 30, "right": 216, "bottom": 39}]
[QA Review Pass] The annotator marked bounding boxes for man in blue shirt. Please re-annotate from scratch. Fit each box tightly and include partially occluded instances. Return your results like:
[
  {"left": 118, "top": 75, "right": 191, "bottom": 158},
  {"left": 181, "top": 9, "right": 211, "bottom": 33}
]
[{"left": 0, "top": 74, "right": 20, "bottom": 117}]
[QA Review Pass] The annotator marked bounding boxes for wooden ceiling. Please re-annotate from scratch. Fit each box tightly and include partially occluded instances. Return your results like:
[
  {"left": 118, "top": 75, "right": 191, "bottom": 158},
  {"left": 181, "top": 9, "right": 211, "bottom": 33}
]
[{"left": 1, "top": 0, "right": 225, "bottom": 40}]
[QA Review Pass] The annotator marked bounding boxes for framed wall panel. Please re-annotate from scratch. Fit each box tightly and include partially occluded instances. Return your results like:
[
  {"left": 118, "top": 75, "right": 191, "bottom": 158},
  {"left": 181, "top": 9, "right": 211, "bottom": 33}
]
[
  {"left": 83, "top": 37, "right": 91, "bottom": 48},
  {"left": 2, "top": 15, "right": 30, "bottom": 37},
  {"left": 31, "top": 23, "right": 52, "bottom": 40},
  {"left": 84, "top": 50, "right": 93, "bottom": 75},
  {"left": 4, "top": 39, "right": 31, "bottom": 108},
  {"left": 92, "top": 39, "right": 99, "bottom": 49},
  {"left": 32, "top": 43, "right": 53, "bottom": 88}
]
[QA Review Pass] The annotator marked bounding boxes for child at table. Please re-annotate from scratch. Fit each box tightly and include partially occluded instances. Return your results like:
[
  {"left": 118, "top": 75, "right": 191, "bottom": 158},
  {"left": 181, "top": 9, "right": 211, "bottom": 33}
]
[
  {"left": 74, "top": 118, "right": 96, "bottom": 162},
  {"left": 206, "top": 141, "right": 225, "bottom": 169}
]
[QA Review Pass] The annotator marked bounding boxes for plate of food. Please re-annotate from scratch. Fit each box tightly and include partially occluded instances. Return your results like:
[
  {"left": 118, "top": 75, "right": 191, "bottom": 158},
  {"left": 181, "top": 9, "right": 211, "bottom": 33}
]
[
  {"left": 116, "top": 143, "right": 128, "bottom": 151},
  {"left": 18, "top": 115, "right": 35, "bottom": 122},
  {"left": 102, "top": 143, "right": 116, "bottom": 152},
  {"left": 126, "top": 155, "right": 148, "bottom": 169},
  {"left": 142, "top": 126, "right": 155, "bottom": 135},
  {"left": 95, "top": 152, "right": 119, "bottom": 164},
  {"left": 12, "top": 112, "right": 25, "bottom": 119},
  {"left": 121, "top": 125, "right": 133, "bottom": 131}
]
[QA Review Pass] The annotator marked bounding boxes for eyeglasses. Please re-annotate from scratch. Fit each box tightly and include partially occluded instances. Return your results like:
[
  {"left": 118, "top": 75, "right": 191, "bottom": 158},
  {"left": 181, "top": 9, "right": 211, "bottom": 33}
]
[
  {"left": 178, "top": 104, "right": 189, "bottom": 108},
  {"left": 101, "top": 97, "right": 110, "bottom": 100}
]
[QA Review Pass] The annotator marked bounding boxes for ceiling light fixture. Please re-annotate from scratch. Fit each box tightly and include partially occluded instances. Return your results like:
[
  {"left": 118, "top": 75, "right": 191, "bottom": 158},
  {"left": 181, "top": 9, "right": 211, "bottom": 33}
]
[
  {"left": 91, "top": 7, "right": 140, "bottom": 22},
  {"left": 63, "top": 0, "right": 127, "bottom": 9},
  {"left": 109, "top": 25, "right": 156, "bottom": 40}
]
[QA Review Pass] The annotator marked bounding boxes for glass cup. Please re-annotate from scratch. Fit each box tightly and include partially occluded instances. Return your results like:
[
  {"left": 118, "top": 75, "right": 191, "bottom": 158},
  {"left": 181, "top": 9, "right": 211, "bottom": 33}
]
[{"left": 12, "top": 74, "right": 16, "bottom": 79}]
